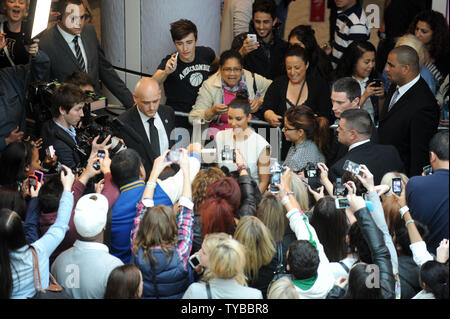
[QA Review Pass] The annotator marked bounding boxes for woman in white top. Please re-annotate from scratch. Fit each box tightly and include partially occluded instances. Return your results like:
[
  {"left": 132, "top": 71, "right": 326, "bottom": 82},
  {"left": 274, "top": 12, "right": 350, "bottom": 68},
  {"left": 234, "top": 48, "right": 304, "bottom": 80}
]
[{"left": 215, "top": 90, "right": 271, "bottom": 193}]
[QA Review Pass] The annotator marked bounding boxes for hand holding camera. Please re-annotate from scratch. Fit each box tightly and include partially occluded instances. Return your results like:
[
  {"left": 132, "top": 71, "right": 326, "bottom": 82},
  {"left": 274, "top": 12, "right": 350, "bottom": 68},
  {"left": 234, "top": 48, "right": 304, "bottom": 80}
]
[
  {"left": 165, "top": 53, "right": 178, "bottom": 74},
  {"left": 392, "top": 180, "right": 407, "bottom": 207},
  {"left": 239, "top": 35, "right": 259, "bottom": 57},
  {"left": 277, "top": 166, "right": 291, "bottom": 198},
  {"left": 346, "top": 192, "right": 366, "bottom": 213},
  {"left": 355, "top": 164, "right": 375, "bottom": 193},
  {"left": 29, "top": 179, "right": 42, "bottom": 198},
  {"left": 60, "top": 164, "right": 75, "bottom": 191},
  {"left": 308, "top": 185, "right": 325, "bottom": 202},
  {"left": 148, "top": 150, "right": 173, "bottom": 183}
]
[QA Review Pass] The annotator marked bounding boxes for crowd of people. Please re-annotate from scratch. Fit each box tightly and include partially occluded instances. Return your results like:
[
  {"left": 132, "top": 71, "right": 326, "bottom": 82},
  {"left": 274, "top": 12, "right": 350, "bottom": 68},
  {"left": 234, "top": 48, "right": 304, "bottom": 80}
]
[{"left": 0, "top": 0, "right": 449, "bottom": 300}]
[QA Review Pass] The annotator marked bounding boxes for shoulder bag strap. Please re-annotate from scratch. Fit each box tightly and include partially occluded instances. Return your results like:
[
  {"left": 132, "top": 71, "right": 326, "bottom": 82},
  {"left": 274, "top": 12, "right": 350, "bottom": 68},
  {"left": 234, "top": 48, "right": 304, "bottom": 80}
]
[
  {"left": 205, "top": 281, "right": 212, "bottom": 299},
  {"left": 277, "top": 242, "right": 283, "bottom": 266},
  {"left": 30, "top": 246, "right": 43, "bottom": 294},
  {"left": 339, "top": 261, "right": 350, "bottom": 273},
  {"left": 252, "top": 72, "right": 258, "bottom": 96}
]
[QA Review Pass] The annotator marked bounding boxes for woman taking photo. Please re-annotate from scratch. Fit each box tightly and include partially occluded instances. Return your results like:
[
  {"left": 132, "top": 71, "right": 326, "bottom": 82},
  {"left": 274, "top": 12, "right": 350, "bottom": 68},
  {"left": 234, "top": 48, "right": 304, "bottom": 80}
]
[
  {"left": 282, "top": 105, "right": 329, "bottom": 172},
  {"left": 188, "top": 49, "right": 272, "bottom": 139},
  {"left": 333, "top": 40, "right": 384, "bottom": 124},
  {"left": 214, "top": 90, "right": 271, "bottom": 194}
]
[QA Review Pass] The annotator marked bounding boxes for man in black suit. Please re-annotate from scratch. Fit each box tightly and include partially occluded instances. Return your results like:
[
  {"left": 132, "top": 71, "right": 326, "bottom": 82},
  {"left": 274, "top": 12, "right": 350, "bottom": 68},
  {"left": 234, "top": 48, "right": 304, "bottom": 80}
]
[
  {"left": 38, "top": 0, "right": 134, "bottom": 108},
  {"left": 327, "top": 77, "right": 379, "bottom": 166},
  {"left": 329, "top": 109, "right": 404, "bottom": 185},
  {"left": 117, "top": 77, "right": 175, "bottom": 175},
  {"left": 378, "top": 45, "right": 440, "bottom": 177}
]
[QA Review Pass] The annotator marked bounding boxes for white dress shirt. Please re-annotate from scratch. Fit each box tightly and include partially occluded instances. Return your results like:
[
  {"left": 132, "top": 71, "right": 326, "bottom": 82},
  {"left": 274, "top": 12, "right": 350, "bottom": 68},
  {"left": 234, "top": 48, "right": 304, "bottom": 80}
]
[
  {"left": 136, "top": 107, "right": 169, "bottom": 156},
  {"left": 57, "top": 24, "right": 89, "bottom": 72},
  {"left": 348, "top": 139, "right": 370, "bottom": 151}
]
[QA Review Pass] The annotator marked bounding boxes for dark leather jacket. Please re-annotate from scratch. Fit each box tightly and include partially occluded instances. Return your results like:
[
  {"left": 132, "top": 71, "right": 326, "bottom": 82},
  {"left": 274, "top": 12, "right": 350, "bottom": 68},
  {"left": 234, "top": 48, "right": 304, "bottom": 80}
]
[
  {"left": 237, "top": 173, "right": 262, "bottom": 219},
  {"left": 327, "top": 207, "right": 396, "bottom": 299}
]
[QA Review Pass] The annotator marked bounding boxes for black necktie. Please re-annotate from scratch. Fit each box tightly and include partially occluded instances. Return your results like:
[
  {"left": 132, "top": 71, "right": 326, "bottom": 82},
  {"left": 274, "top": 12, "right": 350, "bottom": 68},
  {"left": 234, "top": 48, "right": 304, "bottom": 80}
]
[
  {"left": 147, "top": 117, "right": 160, "bottom": 156},
  {"left": 73, "top": 36, "right": 86, "bottom": 72}
]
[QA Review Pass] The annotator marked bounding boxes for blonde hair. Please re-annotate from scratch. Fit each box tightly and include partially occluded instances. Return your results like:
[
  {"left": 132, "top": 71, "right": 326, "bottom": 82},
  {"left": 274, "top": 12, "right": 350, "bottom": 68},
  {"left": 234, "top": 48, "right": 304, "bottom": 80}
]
[
  {"left": 208, "top": 238, "right": 248, "bottom": 286},
  {"left": 257, "top": 193, "right": 287, "bottom": 243},
  {"left": 199, "top": 233, "right": 232, "bottom": 283},
  {"left": 267, "top": 276, "right": 299, "bottom": 299},
  {"left": 396, "top": 34, "right": 426, "bottom": 66},
  {"left": 290, "top": 173, "right": 310, "bottom": 212},
  {"left": 234, "top": 216, "right": 276, "bottom": 283}
]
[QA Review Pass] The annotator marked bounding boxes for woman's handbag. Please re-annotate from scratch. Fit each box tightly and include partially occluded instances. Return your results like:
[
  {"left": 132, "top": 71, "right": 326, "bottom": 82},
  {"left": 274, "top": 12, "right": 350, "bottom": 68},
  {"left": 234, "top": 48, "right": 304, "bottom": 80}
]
[{"left": 29, "top": 246, "right": 71, "bottom": 299}]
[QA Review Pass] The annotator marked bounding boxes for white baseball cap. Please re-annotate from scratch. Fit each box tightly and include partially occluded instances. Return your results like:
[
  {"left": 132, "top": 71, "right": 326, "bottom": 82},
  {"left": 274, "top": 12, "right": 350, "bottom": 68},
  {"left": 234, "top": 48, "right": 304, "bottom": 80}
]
[{"left": 74, "top": 194, "right": 109, "bottom": 238}]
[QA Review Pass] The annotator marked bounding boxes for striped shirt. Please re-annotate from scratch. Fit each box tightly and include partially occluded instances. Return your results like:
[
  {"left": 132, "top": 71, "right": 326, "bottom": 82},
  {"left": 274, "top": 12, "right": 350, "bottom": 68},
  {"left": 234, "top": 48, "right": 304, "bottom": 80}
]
[{"left": 332, "top": 4, "right": 370, "bottom": 68}]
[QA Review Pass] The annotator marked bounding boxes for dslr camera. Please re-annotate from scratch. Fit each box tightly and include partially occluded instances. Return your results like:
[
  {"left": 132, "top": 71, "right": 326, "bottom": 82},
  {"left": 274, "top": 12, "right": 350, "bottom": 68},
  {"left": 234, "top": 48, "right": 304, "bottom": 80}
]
[{"left": 302, "top": 162, "right": 321, "bottom": 190}]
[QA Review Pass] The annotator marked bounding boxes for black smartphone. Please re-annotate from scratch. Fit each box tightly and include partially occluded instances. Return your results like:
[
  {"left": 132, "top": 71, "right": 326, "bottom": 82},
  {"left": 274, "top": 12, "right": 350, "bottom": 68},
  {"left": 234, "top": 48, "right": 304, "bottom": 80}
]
[
  {"left": 34, "top": 170, "right": 44, "bottom": 183},
  {"left": 28, "top": 175, "right": 38, "bottom": 192},
  {"left": 392, "top": 178, "right": 402, "bottom": 195},
  {"left": 372, "top": 79, "right": 383, "bottom": 87}
]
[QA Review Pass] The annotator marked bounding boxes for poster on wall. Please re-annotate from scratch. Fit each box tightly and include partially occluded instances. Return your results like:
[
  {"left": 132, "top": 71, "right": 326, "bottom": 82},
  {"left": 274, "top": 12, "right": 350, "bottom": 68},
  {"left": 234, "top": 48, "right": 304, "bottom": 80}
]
[{"left": 309, "top": 0, "right": 327, "bottom": 23}]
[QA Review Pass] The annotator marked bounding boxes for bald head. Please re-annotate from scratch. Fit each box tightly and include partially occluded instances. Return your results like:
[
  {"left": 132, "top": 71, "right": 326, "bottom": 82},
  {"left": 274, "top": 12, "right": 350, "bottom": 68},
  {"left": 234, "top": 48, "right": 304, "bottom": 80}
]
[
  {"left": 133, "top": 77, "right": 161, "bottom": 118},
  {"left": 385, "top": 45, "right": 420, "bottom": 86},
  {"left": 390, "top": 45, "right": 420, "bottom": 75},
  {"left": 135, "top": 77, "right": 160, "bottom": 96}
]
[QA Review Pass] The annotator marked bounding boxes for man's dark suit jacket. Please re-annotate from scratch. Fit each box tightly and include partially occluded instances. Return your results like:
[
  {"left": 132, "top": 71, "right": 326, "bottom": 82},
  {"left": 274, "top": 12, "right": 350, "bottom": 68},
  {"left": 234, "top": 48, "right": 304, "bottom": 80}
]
[
  {"left": 117, "top": 105, "right": 175, "bottom": 175},
  {"left": 38, "top": 24, "right": 134, "bottom": 108},
  {"left": 378, "top": 77, "right": 439, "bottom": 177},
  {"left": 329, "top": 141, "right": 405, "bottom": 185},
  {"left": 327, "top": 124, "right": 379, "bottom": 167}
]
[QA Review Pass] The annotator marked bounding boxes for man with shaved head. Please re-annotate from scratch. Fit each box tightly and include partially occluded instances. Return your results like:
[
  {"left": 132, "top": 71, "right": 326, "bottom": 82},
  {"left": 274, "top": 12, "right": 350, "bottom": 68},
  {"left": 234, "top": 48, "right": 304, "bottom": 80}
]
[
  {"left": 379, "top": 45, "right": 440, "bottom": 176},
  {"left": 117, "top": 77, "right": 175, "bottom": 174}
]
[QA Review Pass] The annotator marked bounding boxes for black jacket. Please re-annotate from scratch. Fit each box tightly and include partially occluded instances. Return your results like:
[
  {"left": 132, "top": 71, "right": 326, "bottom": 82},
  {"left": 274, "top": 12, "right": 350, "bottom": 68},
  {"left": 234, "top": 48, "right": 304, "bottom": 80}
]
[
  {"left": 232, "top": 23, "right": 288, "bottom": 80},
  {"left": 117, "top": 105, "right": 175, "bottom": 176},
  {"left": 327, "top": 207, "right": 396, "bottom": 299},
  {"left": 236, "top": 174, "right": 262, "bottom": 219},
  {"left": 378, "top": 77, "right": 440, "bottom": 177},
  {"left": 329, "top": 141, "right": 405, "bottom": 185},
  {"left": 41, "top": 120, "right": 84, "bottom": 169}
]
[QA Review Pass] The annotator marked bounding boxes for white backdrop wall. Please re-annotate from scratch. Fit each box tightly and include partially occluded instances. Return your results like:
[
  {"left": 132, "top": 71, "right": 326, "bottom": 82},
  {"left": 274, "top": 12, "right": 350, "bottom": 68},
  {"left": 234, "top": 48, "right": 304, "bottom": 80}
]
[{"left": 101, "top": 0, "right": 221, "bottom": 77}]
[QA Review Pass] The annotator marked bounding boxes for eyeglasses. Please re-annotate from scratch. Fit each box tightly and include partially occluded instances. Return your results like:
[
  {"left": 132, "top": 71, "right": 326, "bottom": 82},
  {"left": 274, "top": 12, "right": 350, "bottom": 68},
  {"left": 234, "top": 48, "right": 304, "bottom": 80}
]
[
  {"left": 282, "top": 126, "right": 298, "bottom": 131},
  {"left": 222, "top": 67, "right": 242, "bottom": 73}
]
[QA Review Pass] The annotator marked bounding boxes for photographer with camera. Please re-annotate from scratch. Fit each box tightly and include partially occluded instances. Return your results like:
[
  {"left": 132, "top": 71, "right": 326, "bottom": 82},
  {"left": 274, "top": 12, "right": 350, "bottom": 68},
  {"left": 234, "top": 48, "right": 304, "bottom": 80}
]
[
  {"left": 0, "top": 38, "right": 49, "bottom": 152},
  {"left": 41, "top": 83, "right": 88, "bottom": 169}
]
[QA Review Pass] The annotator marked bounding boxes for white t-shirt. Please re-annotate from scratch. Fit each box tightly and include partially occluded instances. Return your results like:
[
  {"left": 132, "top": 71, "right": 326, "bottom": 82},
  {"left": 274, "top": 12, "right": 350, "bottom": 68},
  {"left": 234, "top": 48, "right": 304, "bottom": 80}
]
[{"left": 215, "top": 128, "right": 270, "bottom": 184}]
